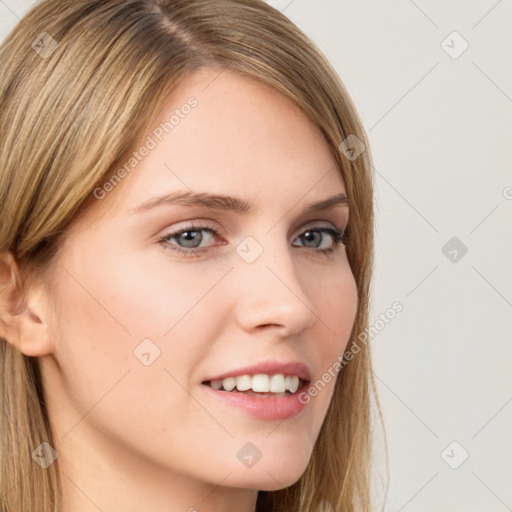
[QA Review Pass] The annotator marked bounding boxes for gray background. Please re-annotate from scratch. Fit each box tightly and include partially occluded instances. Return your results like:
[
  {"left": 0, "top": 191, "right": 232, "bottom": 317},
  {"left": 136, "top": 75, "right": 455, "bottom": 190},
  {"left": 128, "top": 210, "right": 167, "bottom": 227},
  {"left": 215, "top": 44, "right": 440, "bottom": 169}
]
[{"left": 1, "top": 1, "right": 511, "bottom": 511}]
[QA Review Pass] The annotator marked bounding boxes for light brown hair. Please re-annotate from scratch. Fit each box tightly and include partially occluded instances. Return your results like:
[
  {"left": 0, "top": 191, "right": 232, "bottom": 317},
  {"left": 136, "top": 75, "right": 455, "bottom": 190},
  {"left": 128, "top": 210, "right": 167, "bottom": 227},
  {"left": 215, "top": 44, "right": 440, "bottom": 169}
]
[{"left": 0, "top": 1, "right": 387, "bottom": 510}]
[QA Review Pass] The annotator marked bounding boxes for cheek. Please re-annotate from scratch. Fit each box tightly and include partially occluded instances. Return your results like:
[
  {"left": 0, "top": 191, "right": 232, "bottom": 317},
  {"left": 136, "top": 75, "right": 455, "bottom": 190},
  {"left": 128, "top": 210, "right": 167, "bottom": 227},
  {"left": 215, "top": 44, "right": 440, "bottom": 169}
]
[
  {"left": 49, "top": 245, "right": 223, "bottom": 414},
  {"left": 96, "top": 246, "right": 231, "bottom": 336},
  {"left": 312, "top": 263, "right": 358, "bottom": 352},
  {"left": 304, "top": 265, "right": 358, "bottom": 410},
  {"left": 48, "top": 256, "right": 220, "bottom": 464},
  {"left": 55, "top": 241, "right": 222, "bottom": 345}
]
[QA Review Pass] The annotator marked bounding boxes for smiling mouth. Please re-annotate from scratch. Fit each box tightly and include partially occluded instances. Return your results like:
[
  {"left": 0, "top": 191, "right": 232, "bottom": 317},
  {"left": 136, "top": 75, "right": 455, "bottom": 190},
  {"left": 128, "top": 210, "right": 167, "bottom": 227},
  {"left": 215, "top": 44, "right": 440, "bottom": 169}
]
[{"left": 201, "top": 374, "right": 308, "bottom": 397}]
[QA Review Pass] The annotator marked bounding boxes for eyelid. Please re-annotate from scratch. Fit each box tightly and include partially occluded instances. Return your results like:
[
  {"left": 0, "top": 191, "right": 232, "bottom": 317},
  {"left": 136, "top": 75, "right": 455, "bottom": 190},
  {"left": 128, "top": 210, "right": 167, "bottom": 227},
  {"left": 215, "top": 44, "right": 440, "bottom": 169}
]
[
  {"left": 159, "top": 218, "right": 346, "bottom": 240},
  {"left": 295, "top": 218, "right": 348, "bottom": 238},
  {"left": 159, "top": 220, "right": 221, "bottom": 236}
]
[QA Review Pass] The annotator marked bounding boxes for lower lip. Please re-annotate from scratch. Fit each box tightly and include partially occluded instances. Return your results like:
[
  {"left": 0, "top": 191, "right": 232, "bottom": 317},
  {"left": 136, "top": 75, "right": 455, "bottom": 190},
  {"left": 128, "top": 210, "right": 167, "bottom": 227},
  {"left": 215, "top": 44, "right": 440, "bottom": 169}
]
[{"left": 201, "top": 382, "right": 310, "bottom": 421}]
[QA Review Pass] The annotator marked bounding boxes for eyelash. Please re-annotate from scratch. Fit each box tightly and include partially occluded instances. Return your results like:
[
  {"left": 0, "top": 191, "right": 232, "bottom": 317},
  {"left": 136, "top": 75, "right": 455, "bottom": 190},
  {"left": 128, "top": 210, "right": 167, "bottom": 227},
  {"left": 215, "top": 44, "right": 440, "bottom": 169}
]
[{"left": 157, "top": 222, "right": 348, "bottom": 258}]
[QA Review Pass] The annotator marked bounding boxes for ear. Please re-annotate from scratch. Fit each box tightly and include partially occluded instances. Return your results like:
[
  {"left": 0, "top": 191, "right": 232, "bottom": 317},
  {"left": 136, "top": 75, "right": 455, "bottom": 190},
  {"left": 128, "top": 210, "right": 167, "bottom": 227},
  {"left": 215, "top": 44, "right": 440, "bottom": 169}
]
[{"left": 0, "top": 252, "right": 54, "bottom": 357}]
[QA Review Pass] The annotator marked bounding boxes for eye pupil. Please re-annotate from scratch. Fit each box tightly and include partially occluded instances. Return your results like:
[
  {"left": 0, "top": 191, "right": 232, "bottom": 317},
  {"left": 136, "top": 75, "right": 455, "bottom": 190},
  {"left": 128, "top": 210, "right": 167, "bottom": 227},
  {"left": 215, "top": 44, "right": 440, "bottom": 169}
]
[
  {"left": 179, "top": 230, "right": 202, "bottom": 248},
  {"left": 302, "top": 230, "right": 321, "bottom": 247}
]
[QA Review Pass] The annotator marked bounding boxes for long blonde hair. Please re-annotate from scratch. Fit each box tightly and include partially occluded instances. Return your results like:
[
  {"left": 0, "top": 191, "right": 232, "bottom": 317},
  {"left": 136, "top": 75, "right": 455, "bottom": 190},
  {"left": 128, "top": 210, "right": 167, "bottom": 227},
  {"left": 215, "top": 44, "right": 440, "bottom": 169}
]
[{"left": 0, "top": 1, "right": 386, "bottom": 510}]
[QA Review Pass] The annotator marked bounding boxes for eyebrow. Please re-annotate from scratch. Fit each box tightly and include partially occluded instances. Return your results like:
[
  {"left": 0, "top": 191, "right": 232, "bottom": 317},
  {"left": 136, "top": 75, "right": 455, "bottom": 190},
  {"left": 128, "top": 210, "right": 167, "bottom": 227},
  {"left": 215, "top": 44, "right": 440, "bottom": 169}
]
[{"left": 132, "top": 191, "right": 349, "bottom": 215}]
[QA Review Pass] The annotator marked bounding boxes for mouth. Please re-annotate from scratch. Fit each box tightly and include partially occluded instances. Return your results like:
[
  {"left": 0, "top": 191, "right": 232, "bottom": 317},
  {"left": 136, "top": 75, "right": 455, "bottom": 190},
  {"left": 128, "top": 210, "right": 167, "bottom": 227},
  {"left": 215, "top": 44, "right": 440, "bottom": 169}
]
[
  {"left": 201, "top": 374, "right": 310, "bottom": 397},
  {"left": 200, "top": 375, "right": 311, "bottom": 421}
]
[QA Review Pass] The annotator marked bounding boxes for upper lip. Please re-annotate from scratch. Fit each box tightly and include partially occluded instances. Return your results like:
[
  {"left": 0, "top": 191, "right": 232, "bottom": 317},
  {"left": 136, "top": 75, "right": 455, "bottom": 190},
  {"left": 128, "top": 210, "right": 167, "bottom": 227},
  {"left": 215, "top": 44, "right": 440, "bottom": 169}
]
[{"left": 202, "top": 360, "right": 312, "bottom": 383}]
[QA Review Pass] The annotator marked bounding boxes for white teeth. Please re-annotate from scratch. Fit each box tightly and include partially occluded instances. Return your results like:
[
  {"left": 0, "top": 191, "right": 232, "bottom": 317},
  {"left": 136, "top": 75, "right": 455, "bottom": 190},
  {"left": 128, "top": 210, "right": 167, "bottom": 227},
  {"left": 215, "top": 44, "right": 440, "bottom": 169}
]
[
  {"left": 222, "top": 377, "right": 236, "bottom": 391},
  {"left": 235, "top": 375, "right": 252, "bottom": 391},
  {"left": 251, "top": 374, "right": 270, "bottom": 392},
  {"left": 210, "top": 379, "right": 223, "bottom": 390},
  {"left": 208, "top": 373, "right": 302, "bottom": 394},
  {"left": 288, "top": 376, "right": 299, "bottom": 393},
  {"left": 269, "top": 374, "right": 286, "bottom": 393}
]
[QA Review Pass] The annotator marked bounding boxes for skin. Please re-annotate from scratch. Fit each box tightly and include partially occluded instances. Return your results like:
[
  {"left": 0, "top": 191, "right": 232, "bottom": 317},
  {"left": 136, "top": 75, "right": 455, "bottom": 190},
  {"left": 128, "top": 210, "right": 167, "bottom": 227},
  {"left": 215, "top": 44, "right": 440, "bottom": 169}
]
[{"left": 1, "top": 67, "right": 357, "bottom": 512}]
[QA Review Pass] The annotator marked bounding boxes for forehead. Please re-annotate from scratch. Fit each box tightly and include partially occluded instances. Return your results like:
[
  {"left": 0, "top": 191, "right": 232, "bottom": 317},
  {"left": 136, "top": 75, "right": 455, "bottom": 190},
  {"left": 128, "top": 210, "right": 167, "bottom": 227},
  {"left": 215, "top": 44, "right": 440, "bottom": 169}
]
[{"left": 76, "top": 67, "right": 346, "bottom": 224}]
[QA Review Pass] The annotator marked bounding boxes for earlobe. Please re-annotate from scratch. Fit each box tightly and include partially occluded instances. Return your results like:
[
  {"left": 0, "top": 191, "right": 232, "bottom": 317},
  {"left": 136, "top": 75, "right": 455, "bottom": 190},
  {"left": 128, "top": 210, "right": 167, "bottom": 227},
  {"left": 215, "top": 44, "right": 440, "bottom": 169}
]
[{"left": 0, "top": 252, "right": 54, "bottom": 357}]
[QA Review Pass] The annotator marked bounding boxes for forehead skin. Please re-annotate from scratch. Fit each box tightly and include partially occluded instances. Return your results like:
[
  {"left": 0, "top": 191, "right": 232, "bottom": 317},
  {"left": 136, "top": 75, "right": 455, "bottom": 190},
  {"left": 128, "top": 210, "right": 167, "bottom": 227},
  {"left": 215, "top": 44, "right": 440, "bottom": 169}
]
[{"left": 70, "top": 67, "right": 346, "bottom": 233}]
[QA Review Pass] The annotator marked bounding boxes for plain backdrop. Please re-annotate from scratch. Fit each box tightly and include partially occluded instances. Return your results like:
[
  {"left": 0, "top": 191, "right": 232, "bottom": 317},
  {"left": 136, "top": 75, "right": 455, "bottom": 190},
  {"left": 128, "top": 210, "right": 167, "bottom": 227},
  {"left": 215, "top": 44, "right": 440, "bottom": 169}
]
[{"left": 1, "top": 1, "right": 511, "bottom": 511}]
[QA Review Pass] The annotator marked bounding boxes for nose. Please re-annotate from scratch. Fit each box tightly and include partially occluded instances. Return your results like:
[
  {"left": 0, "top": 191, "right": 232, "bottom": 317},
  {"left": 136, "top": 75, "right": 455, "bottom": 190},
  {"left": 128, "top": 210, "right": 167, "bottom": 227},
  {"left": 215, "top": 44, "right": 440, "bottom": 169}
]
[{"left": 233, "top": 236, "right": 318, "bottom": 336}]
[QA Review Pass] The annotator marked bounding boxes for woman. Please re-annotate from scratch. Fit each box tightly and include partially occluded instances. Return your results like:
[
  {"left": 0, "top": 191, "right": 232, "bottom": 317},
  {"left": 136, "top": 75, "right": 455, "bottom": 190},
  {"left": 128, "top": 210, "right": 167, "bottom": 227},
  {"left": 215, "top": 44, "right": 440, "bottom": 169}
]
[{"left": 0, "top": 1, "right": 385, "bottom": 511}]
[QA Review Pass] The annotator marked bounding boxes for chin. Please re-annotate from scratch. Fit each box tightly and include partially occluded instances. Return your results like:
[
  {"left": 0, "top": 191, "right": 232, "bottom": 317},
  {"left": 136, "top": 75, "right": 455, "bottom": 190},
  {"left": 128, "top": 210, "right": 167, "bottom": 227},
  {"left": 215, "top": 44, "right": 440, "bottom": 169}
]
[{"left": 229, "top": 461, "right": 308, "bottom": 491}]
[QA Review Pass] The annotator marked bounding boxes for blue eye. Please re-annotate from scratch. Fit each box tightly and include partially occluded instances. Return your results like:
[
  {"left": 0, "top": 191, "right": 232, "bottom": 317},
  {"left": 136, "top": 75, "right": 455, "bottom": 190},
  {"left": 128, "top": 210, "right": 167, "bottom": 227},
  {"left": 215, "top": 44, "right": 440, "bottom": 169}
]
[
  {"left": 291, "top": 228, "right": 346, "bottom": 251},
  {"left": 157, "top": 223, "right": 347, "bottom": 258}
]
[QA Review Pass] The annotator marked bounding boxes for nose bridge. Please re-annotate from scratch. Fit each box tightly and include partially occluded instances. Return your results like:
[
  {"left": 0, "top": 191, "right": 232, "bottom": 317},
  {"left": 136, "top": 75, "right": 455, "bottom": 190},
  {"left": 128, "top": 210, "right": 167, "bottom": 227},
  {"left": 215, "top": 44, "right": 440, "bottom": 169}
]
[{"left": 232, "top": 231, "right": 317, "bottom": 333}]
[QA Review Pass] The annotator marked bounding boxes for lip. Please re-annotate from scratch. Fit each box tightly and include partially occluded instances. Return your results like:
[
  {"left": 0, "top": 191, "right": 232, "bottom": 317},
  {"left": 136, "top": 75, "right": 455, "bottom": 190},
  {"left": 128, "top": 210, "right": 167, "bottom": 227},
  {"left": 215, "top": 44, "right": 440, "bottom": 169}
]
[
  {"left": 201, "top": 379, "right": 310, "bottom": 420},
  {"left": 202, "top": 360, "right": 312, "bottom": 383}
]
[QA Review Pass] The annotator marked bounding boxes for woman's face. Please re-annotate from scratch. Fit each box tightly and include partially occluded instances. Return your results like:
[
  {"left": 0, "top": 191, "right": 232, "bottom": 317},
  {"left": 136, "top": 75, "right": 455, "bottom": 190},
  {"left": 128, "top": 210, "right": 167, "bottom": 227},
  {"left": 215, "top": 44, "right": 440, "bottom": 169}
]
[{"left": 40, "top": 67, "right": 358, "bottom": 495}]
